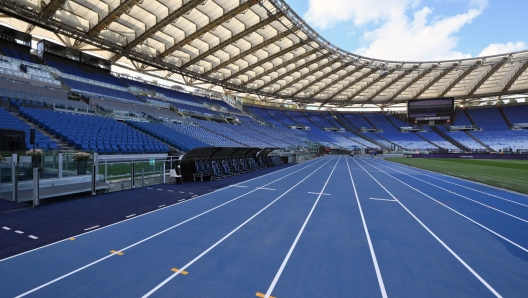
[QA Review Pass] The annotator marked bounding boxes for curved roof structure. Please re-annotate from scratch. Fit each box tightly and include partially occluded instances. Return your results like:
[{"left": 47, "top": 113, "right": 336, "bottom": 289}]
[{"left": 3, "top": 0, "right": 528, "bottom": 107}]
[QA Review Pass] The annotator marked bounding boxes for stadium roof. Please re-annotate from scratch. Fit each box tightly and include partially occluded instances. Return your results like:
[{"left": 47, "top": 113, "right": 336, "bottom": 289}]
[{"left": 2, "top": 0, "right": 528, "bottom": 107}]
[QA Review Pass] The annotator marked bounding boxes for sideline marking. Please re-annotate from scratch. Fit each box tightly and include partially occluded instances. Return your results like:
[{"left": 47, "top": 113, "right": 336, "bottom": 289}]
[
  {"left": 178, "top": 199, "right": 184, "bottom": 202},
  {"left": 15, "top": 231, "right": 24, "bottom": 234},
  {"left": 84, "top": 226, "right": 99, "bottom": 231},
  {"left": 2, "top": 227, "right": 10, "bottom": 230},
  {"left": 355, "top": 158, "right": 502, "bottom": 297},
  {"left": 28, "top": 235, "right": 38, "bottom": 240},
  {"left": 233, "top": 185, "right": 248, "bottom": 188},
  {"left": 256, "top": 292, "right": 275, "bottom": 298},
  {"left": 171, "top": 268, "right": 188, "bottom": 275},
  {"left": 126, "top": 214, "right": 136, "bottom": 218},
  {"left": 369, "top": 198, "right": 397, "bottom": 202},
  {"left": 158, "top": 205, "right": 166, "bottom": 208},
  {"left": 257, "top": 187, "right": 275, "bottom": 190},
  {"left": 110, "top": 250, "right": 124, "bottom": 256},
  {"left": 307, "top": 192, "right": 330, "bottom": 195},
  {"left": 10, "top": 157, "right": 328, "bottom": 297}
]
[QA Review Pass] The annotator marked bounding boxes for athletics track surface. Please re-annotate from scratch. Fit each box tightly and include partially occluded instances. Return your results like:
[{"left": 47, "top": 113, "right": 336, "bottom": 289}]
[{"left": 1, "top": 156, "right": 527, "bottom": 297}]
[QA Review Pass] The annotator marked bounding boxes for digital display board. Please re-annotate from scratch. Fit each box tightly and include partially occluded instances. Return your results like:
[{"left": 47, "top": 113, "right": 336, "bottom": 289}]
[{"left": 407, "top": 98, "right": 454, "bottom": 121}]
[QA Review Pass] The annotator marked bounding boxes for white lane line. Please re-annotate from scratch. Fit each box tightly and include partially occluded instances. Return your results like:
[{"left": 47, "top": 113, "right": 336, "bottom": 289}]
[
  {"left": 126, "top": 214, "right": 136, "bottom": 218},
  {"left": 233, "top": 185, "right": 248, "bottom": 188},
  {"left": 15, "top": 231, "right": 24, "bottom": 234},
  {"left": 363, "top": 159, "right": 528, "bottom": 252},
  {"left": 157, "top": 189, "right": 163, "bottom": 191},
  {"left": 369, "top": 198, "right": 397, "bottom": 202},
  {"left": 28, "top": 235, "right": 38, "bottom": 240},
  {"left": 167, "top": 190, "right": 173, "bottom": 192},
  {"left": 142, "top": 157, "right": 337, "bottom": 298},
  {"left": 84, "top": 226, "right": 99, "bottom": 231},
  {"left": 179, "top": 191, "right": 185, "bottom": 193},
  {"left": 366, "top": 160, "right": 528, "bottom": 224},
  {"left": 11, "top": 158, "right": 329, "bottom": 297},
  {"left": 2, "top": 227, "right": 10, "bottom": 230},
  {"left": 307, "top": 192, "right": 330, "bottom": 196},
  {"left": 178, "top": 199, "right": 185, "bottom": 202},
  {"left": 376, "top": 159, "right": 528, "bottom": 206},
  {"left": 353, "top": 158, "right": 502, "bottom": 298},
  {"left": 346, "top": 158, "right": 387, "bottom": 298},
  {"left": 192, "top": 195, "right": 198, "bottom": 197},
  {"left": 158, "top": 205, "right": 166, "bottom": 208},
  {"left": 257, "top": 187, "right": 275, "bottom": 190},
  {"left": 264, "top": 157, "right": 341, "bottom": 298}
]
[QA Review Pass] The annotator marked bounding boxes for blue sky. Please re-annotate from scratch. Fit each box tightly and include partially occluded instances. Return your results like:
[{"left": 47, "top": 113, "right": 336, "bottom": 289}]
[{"left": 284, "top": 0, "right": 527, "bottom": 61}]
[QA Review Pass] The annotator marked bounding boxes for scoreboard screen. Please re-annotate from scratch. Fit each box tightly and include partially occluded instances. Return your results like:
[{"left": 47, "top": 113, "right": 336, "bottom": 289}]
[{"left": 407, "top": 98, "right": 454, "bottom": 121}]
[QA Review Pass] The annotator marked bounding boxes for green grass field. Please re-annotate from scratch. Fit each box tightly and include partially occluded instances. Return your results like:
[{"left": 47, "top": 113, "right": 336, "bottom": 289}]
[{"left": 385, "top": 158, "right": 528, "bottom": 194}]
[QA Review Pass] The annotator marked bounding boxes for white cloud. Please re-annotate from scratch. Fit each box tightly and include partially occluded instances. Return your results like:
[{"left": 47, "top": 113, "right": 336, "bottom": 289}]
[
  {"left": 478, "top": 42, "right": 526, "bottom": 57},
  {"left": 304, "top": 0, "right": 420, "bottom": 29},
  {"left": 356, "top": 7, "right": 481, "bottom": 60},
  {"left": 304, "top": 0, "right": 490, "bottom": 61}
]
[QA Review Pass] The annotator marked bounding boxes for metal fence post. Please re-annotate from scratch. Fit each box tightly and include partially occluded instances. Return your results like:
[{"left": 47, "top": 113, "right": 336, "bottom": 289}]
[
  {"left": 33, "top": 168, "right": 39, "bottom": 207},
  {"left": 91, "top": 164, "right": 96, "bottom": 195},
  {"left": 12, "top": 154, "right": 17, "bottom": 202},
  {"left": 162, "top": 163, "right": 166, "bottom": 184},
  {"left": 58, "top": 153, "right": 63, "bottom": 178}
]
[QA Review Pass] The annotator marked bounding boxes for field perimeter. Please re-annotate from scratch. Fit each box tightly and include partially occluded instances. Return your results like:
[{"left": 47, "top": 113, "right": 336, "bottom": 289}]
[{"left": 385, "top": 158, "right": 528, "bottom": 194}]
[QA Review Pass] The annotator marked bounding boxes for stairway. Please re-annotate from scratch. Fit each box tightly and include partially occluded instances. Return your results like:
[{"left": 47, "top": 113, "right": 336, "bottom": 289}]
[
  {"left": 10, "top": 110, "right": 73, "bottom": 151},
  {"left": 498, "top": 107, "right": 514, "bottom": 128},
  {"left": 332, "top": 113, "right": 391, "bottom": 150},
  {"left": 384, "top": 114, "right": 402, "bottom": 130},
  {"left": 430, "top": 126, "right": 471, "bottom": 151},
  {"left": 465, "top": 131, "right": 495, "bottom": 152}
]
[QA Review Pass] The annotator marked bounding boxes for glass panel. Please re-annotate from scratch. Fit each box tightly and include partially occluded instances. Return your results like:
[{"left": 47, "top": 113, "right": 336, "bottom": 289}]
[
  {"left": 101, "top": 161, "right": 132, "bottom": 193},
  {"left": 0, "top": 153, "right": 13, "bottom": 200}
]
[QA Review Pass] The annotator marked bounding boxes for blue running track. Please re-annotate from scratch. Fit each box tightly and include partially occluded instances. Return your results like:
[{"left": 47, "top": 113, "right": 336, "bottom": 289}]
[{"left": 1, "top": 156, "right": 527, "bottom": 297}]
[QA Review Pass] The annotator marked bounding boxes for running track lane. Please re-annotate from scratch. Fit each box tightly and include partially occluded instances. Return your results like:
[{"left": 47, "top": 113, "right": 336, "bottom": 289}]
[{"left": 0, "top": 157, "right": 330, "bottom": 297}]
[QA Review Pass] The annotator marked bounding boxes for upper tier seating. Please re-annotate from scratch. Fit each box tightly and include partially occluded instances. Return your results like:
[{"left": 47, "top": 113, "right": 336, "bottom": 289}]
[
  {"left": 417, "top": 126, "right": 458, "bottom": 150},
  {"left": 45, "top": 57, "right": 127, "bottom": 88},
  {"left": 0, "top": 106, "right": 59, "bottom": 150},
  {"left": 502, "top": 105, "right": 528, "bottom": 124},
  {"left": 467, "top": 108, "right": 528, "bottom": 151},
  {"left": 194, "top": 119, "right": 272, "bottom": 148},
  {"left": 61, "top": 78, "right": 142, "bottom": 103},
  {"left": 19, "top": 107, "right": 168, "bottom": 154},
  {"left": 1, "top": 88, "right": 94, "bottom": 113},
  {"left": 0, "top": 47, "right": 39, "bottom": 64},
  {"left": 453, "top": 110, "right": 473, "bottom": 126}
]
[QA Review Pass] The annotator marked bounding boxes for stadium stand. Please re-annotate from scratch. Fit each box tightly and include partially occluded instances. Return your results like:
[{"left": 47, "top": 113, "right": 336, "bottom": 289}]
[
  {"left": 0, "top": 106, "right": 59, "bottom": 150},
  {"left": 18, "top": 107, "right": 169, "bottom": 154},
  {"left": 61, "top": 78, "right": 142, "bottom": 103}
]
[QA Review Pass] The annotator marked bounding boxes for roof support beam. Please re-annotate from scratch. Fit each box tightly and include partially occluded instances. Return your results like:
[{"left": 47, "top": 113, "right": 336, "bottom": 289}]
[
  {"left": 409, "top": 67, "right": 453, "bottom": 100},
  {"left": 310, "top": 66, "right": 366, "bottom": 104},
  {"left": 468, "top": 59, "right": 507, "bottom": 96},
  {"left": 329, "top": 68, "right": 377, "bottom": 101},
  {"left": 181, "top": 12, "right": 283, "bottom": 69},
  {"left": 274, "top": 59, "right": 338, "bottom": 93},
  {"left": 389, "top": 68, "right": 432, "bottom": 101},
  {"left": 502, "top": 60, "right": 528, "bottom": 92},
  {"left": 41, "top": 0, "right": 67, "bottom": 20},
  {"left": 110, "top": 0, "right": 204, "bottom": 63},
  {"left": 291, "top": 62, "right": 351, "bottom": 97},
  {"left": 347, "top": 69, "right": 396, "bottom": 101},
  {"left": 158, "top": 0, "right": 259, "bottom": 60},
  {"left": 366, "top": 70, "right": 412, "bottom": 101},
  {"left": 241, "top": 47, "right": 318, "bottom": 86},
  {"left": 88, "top": 0, "right": 142, "bottom": 37},
  {"left": 439, "top": 64, "right": 480, "bottom": 97},
  {"left": 208, "top": 38, "right": 304, "bottom": 78},
  {"left": 256, "top": 52, "right": 332, "bottom": 91}
]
